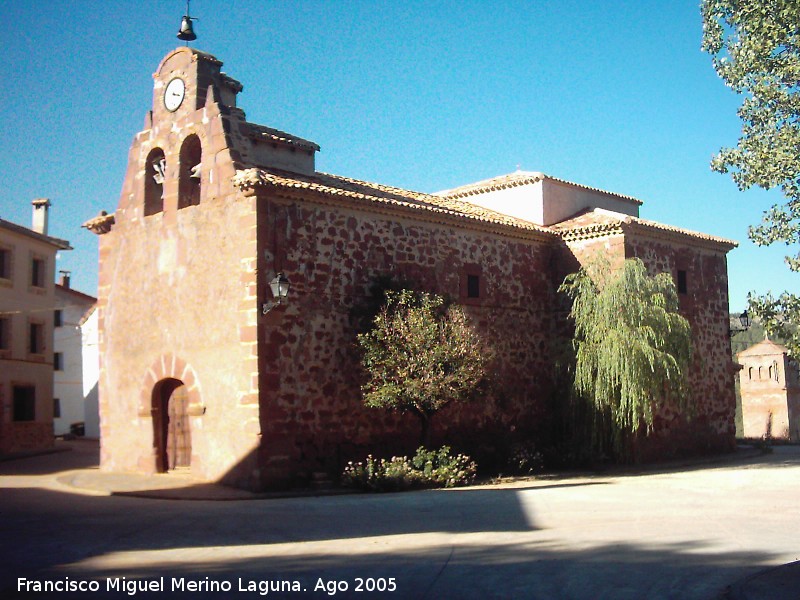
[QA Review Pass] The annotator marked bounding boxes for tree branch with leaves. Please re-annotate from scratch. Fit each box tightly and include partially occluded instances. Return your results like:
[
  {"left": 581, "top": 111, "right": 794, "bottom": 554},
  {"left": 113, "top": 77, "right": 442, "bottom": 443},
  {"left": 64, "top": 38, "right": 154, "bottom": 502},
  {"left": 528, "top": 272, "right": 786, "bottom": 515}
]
[
  {"left": 357, "top": 289, "right": 490, "bottom": 447},
  {"left": 559, "top": 258, "right": 694, "bottom": 459},
  {"left": 702, "top": 0, "right": 800, "bottom": 355}
]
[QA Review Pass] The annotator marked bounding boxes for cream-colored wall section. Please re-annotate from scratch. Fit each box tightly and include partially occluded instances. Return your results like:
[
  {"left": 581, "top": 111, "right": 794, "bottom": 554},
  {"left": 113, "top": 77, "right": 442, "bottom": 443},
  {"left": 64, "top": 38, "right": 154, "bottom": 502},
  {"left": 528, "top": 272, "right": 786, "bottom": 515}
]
[
  {"left": 541, "top": 179, "right": 639, "bottom": 225},
  {"left": 458, "top": 181, "right": 545, "bottom": 225},
  {"left": 0, "top": 224, "right": 62, "bottom": 452},
  {"left": 458, "top": 178, "right": 639, "bottom": 227},
  {"left": 53, "top": 289, "right": 95, "bottom": 436}
]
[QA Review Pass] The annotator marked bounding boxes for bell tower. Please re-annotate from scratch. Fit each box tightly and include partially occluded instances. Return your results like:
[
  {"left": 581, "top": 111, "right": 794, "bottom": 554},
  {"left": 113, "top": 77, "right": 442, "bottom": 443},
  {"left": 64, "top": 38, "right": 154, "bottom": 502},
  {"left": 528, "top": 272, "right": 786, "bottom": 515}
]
[{"left": 152, "top": 48, "right": 243, "bottom": 119}]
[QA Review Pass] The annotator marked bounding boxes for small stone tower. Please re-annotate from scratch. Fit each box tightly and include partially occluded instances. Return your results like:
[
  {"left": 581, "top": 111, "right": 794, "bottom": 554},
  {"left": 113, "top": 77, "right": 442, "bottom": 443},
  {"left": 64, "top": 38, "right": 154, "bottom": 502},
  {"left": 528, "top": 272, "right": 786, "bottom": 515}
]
[{"left": 738, "top": 339, "right": 800, "bottom": 440}]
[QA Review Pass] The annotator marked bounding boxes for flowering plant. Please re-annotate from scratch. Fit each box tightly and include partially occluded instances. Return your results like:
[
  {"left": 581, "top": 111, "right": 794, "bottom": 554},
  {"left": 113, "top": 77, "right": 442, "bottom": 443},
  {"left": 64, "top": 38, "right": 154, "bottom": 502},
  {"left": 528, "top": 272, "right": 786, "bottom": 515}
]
[{"left": 341, "top": 446, "right": 476, "bottom": 492}]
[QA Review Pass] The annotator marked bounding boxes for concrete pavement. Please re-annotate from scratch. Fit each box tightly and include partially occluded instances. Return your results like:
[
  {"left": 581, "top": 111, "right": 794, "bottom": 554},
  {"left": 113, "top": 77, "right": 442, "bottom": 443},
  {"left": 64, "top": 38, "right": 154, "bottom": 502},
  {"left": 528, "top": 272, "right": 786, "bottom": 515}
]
[{"left": 1, "top": 439, "right": 799, "bottom": 599}]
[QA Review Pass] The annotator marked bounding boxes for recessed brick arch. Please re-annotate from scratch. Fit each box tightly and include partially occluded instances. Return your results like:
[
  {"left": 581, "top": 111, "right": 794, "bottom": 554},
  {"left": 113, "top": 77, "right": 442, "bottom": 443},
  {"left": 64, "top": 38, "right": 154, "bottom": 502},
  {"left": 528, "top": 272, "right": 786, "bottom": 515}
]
[{"left": 139, "top": 353, "right": 204, "bottom": 417}]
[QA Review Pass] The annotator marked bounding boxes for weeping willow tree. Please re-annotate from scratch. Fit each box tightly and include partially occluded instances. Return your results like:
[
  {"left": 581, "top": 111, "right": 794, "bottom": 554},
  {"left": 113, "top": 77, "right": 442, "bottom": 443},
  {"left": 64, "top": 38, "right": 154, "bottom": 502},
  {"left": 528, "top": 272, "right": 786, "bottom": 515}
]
[{"left": 559, "top": 258, "right": 694, "bottom": 460}]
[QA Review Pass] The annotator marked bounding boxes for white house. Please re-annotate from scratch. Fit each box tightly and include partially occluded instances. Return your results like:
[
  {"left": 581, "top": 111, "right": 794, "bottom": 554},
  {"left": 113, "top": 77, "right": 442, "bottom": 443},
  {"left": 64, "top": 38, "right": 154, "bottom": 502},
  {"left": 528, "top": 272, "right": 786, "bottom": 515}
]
[{"left": 53, "top": 273, "right": 97, "bottom": 437}]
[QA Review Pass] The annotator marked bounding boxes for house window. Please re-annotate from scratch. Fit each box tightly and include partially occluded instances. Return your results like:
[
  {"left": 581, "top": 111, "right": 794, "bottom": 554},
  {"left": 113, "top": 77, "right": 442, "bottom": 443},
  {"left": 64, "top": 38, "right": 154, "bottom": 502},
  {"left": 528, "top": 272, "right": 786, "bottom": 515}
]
[
  {"left": 467, "top": 274, "right": 480, "bottom": 299},
  {"left": 54, "top": 309, "right": 63, "bottom": 327},
  {"left": 0, "top": 247, "right": 10, "bottom": 280},
  {"left": 29, "top": 322, "right": 44, "bottom": 355},
  {"left": 0, "top": 317, "right": 9, "bottom": 352},
  {"left": 677, "top": 270, "right": 687, "bottom": 294},
  {"left": 461, "top": 265, "right": 483, "bottom": 303},
  {"left": 54, "top": 352, "right": 63, "bottom": 371},
  {"left": 13, "top": 385, "right": 36, "bottom": 421},
  {"left": 53, "top": 398, "right": 61, "bottom": 419},
  {"left": 31, "top": 257, "right": 46, "bottom": 288}
]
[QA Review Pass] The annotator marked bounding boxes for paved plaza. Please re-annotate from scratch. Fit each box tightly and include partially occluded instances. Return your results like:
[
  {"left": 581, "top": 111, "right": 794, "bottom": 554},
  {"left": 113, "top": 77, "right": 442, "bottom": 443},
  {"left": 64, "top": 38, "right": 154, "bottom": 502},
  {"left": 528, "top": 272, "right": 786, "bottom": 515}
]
[{"left": 1, "top": 440, "right": 798, "bottom": 599}]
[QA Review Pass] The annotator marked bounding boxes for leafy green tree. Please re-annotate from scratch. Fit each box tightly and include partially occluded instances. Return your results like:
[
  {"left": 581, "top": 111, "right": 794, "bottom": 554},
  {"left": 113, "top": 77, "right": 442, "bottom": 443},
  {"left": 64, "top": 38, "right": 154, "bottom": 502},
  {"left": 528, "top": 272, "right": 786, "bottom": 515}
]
[
  {"left": 357, "top": 289, "right": 489, "bottom": 446},
  {"left": 701, "top": 0, "right": 800, "bottom": 356},
  {"left": 559, "top": 258, "right": 693, "bottom": 458}
]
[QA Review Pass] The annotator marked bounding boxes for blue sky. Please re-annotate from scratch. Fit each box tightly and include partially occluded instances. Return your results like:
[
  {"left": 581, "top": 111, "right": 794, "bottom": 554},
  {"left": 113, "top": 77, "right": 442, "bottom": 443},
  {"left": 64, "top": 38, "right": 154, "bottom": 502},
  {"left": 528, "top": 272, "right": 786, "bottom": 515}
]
[{"left": 0, "top": 0, "right": 796, "bottom": 311}]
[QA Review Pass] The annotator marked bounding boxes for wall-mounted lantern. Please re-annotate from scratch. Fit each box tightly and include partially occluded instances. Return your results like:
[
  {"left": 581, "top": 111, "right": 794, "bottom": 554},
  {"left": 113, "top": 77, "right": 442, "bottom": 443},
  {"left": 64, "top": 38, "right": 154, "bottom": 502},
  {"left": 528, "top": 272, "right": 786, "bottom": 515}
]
[
  {"left": 262, "top": 272, "right": 290, "bottom": 315},
  {"left": 739, "top": 310, "right": 751, "bottom": 330}
]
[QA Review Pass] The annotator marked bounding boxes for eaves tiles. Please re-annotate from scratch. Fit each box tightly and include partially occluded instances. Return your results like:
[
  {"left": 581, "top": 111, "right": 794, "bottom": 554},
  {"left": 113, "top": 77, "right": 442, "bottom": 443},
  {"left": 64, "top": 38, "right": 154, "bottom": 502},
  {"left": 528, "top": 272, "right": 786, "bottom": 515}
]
[
  {"left": 232, "top": 168, "right": 556, "bottom": 241},
  {"left": 553, "top": 209, "right": 737, "bottom": 252}
]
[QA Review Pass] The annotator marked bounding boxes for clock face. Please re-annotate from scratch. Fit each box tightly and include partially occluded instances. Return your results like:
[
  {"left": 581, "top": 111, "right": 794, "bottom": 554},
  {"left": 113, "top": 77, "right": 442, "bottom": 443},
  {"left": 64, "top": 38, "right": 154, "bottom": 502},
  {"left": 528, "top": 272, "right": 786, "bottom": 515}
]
[{"left": 164, "top": 77, "right": 185, "bottom": 112}]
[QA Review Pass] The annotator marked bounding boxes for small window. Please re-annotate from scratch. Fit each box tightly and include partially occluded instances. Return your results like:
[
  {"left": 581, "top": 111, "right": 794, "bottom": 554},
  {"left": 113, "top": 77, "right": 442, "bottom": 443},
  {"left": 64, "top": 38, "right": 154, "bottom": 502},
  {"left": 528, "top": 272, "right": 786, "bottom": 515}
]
[
  {"left": 53, "top": 398, "right": 61, "bottom": 418},
  {"left": 13, "top": 385, "right": 36, "bottom": 421},
  {"left": 31, "top": 257, "right": 46, "bottom": 288},
  {"left": 461, "top": 265, "right": 483, "bottom": 303},
  {"left": 0, "top": 247, "right": 10, "bottom": 280},
  {"left": 54, "top": 310, "right": 63, "bottom": 327},
  {"left": 29, "top": 322, "right": 44, "bottom": 354},
  {"left": 54, "top": 352, "right": 63, "bottom": 371},
  {"left": 677, "top": 270, "right": 687, "bottom": 295},
  {"left": 467, "top": 274, "right": 480, "bottom": 299},
  {"left": 0, "top": 317, "right": 9, "bottom": 351}
]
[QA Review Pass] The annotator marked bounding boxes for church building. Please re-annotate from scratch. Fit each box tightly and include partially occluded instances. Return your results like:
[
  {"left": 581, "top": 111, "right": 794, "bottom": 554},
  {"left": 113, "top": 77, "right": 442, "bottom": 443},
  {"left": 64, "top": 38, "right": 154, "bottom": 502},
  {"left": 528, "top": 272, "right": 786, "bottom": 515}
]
[{"left": 84, "top": 46, "right": 738, "bottom": 490}]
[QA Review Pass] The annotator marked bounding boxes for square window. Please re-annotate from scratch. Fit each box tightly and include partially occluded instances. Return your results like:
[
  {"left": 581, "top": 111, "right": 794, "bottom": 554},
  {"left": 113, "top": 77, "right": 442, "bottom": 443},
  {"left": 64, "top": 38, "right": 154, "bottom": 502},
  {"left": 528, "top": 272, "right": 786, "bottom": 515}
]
[
  {"left": 13, "top": 385, "right": 36, "bottom": 421},
  {"left": 677, "top": 270, "right": 687, "bottom": 295}
]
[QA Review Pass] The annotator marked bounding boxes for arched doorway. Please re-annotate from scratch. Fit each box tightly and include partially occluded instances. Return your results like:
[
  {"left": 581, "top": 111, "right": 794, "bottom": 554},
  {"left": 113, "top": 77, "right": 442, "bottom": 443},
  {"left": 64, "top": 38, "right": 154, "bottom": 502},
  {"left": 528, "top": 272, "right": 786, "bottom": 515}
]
[{"left": 152, "top": 378, "right": 192, "bottom": 472}]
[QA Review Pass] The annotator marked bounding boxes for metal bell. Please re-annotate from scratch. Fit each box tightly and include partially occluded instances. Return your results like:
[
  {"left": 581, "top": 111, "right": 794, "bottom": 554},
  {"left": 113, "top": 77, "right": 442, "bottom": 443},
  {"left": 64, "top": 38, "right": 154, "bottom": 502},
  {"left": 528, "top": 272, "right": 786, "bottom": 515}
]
[{"left": 177, "top": 16, "right": 196, "bottom": 41}]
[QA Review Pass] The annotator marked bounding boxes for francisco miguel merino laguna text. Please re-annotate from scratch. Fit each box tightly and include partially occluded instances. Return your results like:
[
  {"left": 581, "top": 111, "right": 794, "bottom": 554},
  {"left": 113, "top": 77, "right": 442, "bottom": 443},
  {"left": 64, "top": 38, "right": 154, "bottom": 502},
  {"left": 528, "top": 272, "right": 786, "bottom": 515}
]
[{"left": 18, "top": 576, "right": 304, "bottom": 595}]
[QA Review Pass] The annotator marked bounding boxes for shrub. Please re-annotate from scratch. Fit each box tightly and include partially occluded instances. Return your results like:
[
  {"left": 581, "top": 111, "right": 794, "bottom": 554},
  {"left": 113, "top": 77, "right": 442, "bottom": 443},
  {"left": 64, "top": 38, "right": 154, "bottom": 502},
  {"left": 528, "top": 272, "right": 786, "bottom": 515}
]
[
  {"left": 508, "top": 441, "right": 545, "bottom": 475},
  {"left": 341, "top": 446, "right": 477, "bottom": 492}
]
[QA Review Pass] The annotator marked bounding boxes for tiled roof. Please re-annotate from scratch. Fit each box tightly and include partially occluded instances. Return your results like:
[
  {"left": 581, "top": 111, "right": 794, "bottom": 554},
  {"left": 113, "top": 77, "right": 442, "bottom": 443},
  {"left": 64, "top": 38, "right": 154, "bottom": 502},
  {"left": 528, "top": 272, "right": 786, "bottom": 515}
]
[
  {"left": 242, "top": 123, "right": 320, "bottom": 152},
  {"left": 552, "top": 208, "right": 737, "bottom": 250},
  {"left": 435, "top": 170, "right": 643, "bottom": 206},
  {"left": 737, "top": 338, "right": 789, "bottom": 358},
  {"left": 232, "top": 170, "right": 735, "bottom": 251},
  {"left": 232, "top": 168, "right": 556, "bottom": 237},
  {"left": 0, "top": 218, "right": 71, "bottom": 249}
]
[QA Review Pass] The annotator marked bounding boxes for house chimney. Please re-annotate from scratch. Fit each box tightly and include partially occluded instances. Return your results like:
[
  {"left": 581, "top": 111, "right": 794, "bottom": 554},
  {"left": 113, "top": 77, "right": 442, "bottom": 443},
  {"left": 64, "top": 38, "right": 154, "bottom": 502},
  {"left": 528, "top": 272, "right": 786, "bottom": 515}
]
[
  {"left": 32, "top": 198, "right": 51, "bottom": 235},
  {"left": 59, "top": 270, "right": 71, "bottom": 289}
]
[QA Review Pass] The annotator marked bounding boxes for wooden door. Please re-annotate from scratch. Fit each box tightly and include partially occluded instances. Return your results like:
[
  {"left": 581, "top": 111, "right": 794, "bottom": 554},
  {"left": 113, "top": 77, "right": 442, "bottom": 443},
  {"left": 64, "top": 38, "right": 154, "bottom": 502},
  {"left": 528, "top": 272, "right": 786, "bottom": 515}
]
[{"left": 167, "top": 384, "right": 191, "bottom": 469}]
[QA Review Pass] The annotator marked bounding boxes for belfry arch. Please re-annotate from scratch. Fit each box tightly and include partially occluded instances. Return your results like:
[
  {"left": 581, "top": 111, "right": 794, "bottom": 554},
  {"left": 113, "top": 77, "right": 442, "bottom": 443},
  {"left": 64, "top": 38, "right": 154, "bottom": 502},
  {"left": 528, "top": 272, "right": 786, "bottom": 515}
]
[
  {"left": 178, "top": 134, "right": 202, "bottom": 208},
  {"left": 144, "top": 148, "right": 166, "bottom": 216}
]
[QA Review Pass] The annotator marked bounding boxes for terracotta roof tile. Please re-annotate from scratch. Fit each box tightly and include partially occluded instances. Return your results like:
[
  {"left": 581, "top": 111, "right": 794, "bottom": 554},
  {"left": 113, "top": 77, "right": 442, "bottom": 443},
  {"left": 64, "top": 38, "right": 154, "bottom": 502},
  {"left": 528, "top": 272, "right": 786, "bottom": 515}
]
[
  {"left": 0, "top": 218, "right": 72, "bottom": 249},
  {"left": 552, "top": 208, "right": 737, "bottom": 249},
  {"left": 737, "top": 338, "right": 789, "bottom": 358},
  {"left": 232, "top": 168, "right": 555, "bottom": 237},
  {"left": 232, "top": 170, "right": 734, "bottom": 251},
  {"left": 242, "top": 123, "right": 320, "bottom": 152},
  {"left": 435, "top": 170, "right": 643, "bottom": 206}
]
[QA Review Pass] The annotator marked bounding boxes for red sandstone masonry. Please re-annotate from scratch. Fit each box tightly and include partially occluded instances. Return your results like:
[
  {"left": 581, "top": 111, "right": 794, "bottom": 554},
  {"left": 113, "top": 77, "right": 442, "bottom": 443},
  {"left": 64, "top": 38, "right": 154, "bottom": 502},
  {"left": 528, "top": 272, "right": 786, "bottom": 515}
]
[{"left": 92, "top": 47, "right": 737, "bottom": 491}]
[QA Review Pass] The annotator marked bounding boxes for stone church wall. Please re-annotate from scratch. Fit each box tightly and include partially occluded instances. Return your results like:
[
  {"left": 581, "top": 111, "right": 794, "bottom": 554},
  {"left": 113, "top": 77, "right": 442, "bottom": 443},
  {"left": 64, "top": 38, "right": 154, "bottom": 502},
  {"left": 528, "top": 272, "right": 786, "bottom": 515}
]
[
  {"left": 627, "top": 234, "right": 736, "bottom": 458},
  {"left": 254, "top": 195, "right": 558, "bottom": 485}
]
